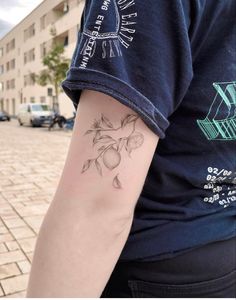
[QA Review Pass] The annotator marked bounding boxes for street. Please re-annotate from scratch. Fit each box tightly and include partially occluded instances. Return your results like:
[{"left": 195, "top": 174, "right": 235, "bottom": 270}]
[{"left": 0, "top": 119, "right": 72, "bottom": 297}]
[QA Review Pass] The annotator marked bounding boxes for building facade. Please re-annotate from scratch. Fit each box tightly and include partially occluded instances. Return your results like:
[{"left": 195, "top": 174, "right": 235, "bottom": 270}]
[{"left": 0, "top": 0, "right": 85, "bottom": 117}]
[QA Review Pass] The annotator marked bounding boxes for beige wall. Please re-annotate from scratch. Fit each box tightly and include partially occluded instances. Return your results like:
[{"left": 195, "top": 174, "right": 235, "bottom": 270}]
[{"left": 0, "top": 0, "right": 85, "bottom": 118}]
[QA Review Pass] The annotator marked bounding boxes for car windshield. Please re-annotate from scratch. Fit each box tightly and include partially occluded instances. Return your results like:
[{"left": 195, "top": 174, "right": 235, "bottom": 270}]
[
  {"left": 31, "top": 105, "right": 51, "bottom": 111},
  {"left": 0, "top": 112, "right": 3, "bottom": 116}
]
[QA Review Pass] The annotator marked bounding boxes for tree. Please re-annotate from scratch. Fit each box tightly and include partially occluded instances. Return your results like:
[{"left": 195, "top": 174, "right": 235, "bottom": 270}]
[{"left": 36, "top": 27, "right": 70, "bottom": 112}]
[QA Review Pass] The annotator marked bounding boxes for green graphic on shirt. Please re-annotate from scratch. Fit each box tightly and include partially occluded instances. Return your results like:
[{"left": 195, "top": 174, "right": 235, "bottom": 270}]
[{"left": 197, "top": 81, "right": 236, "bottom": 140}]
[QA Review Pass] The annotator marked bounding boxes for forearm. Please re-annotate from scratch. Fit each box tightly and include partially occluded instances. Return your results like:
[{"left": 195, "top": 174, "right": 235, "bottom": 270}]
[{"left": 26, "top": 197, "right": 133, "bottom": 298}]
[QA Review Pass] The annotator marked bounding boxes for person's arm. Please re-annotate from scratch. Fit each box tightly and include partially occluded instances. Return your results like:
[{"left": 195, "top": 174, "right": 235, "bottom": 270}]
[{"left": 26, "top": 89, "right": 159, "bottom": 298}]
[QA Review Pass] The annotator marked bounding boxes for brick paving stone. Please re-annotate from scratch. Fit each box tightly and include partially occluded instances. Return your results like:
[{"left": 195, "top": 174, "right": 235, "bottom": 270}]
[
  {"left": 23, "top": 216, "right": 44, "bottom": 233},
  {"left": 5, "top": 241, "right": 19, "bottom": 252},
  {"left": 0, "top": 192, "right": 16, "bottom": 200},
  {"left": 0, "top": 227, "right": 8, "bottom": 234},
  {"left": 2, "top": 218, "right": 26, "bottom": 229},
  {"left": 25, "top": 252, "right": 34, "bottom": 263},
  {"left": 9, "top": 227, "right": 35, "bottom": 240},
  {"left": 0, "top": 120, "right": 71, "bottom": 296},
  {"left": 5, "top": 290, "right": 26, "bottom": 297},
  {"left": 0, "top": 285, "right": 4, "bottom": 297},
  {"left": 0, "top": 251, "right": 26, "bottom": 265},
  {"left": 0, "top": 244, "right": 8, "bottom": 253},
  {"left": 13, "top": 204, "right": 49, "bottom": 217},
  {"left": 22, "top": 200, "right": 48, "bottom": 206},
  {"left": 1, "top": 273, "right": 29, "bottom": 295},
  {"left": 0, "top": 207, "right": 17, "bottom": 220},
  {"left": 8, "top": 203, "right": 25, "bottom": 210},
  {"left": 16, "top": 260, "right": 31, "bottom": 274},
  {"left": 17, "top": 238, "right": 36, "bottom": 253},
  {"left": 0, "top": 234, "right": 14, "bottom": 243},
  {"left": 5, "top": 197, "right": 26, "bottom": 203},
  {"left": 0, "top": 180, "right": 13, "bottom": 187},
  {"left": 3, "top": 183, "right": 38, "bottom": 192},
  {"left": 0, "top": 263, "right": 21, "bottom": 280}
]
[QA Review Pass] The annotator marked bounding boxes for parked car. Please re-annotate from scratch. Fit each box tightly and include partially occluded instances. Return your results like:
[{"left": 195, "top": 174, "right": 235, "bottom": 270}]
[
  {"left": 17, "top": 103, "right": 54, "bottom": 127},
  {"left": 0, "top": 110, "right": 11, "bottom": 121}
]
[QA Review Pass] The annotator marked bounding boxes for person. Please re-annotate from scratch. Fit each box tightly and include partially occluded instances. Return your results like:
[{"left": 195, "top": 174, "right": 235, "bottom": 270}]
[{"left": 26, "top": 0, "right": 236, "bottom": 297}]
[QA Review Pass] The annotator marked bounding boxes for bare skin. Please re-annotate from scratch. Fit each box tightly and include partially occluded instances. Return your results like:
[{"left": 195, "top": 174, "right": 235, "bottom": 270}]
[{"left": 26, "top": 89, "right": 159, "bottom": 297}]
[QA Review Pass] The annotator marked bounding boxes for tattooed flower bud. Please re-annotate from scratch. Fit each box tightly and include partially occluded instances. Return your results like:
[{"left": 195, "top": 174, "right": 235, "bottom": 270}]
[
  {"left": 103, "top": 146, "right": 121, "bottom": 170},
  {"left": 127, "top": 132, "right": 144, "bottom": 150}
]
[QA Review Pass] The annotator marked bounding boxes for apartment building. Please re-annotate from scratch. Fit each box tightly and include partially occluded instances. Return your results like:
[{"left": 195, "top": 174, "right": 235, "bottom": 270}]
[{"left": 0, "top": 0, "right": 85, "bottom": 117}]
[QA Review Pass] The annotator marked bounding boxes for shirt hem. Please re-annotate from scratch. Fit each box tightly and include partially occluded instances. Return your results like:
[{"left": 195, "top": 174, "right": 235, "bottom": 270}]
[{"left": 61, "top": 68, "right": 169, "bottom": 139}]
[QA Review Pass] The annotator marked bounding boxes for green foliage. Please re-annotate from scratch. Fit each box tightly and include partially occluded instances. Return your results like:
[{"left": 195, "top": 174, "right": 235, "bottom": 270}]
[{"left": 36, "top": 29, "right": 70, "bottom": 100}]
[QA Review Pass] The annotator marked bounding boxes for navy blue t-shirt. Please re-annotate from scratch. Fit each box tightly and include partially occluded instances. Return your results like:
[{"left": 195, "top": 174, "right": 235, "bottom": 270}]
[{"left": 61, "top": 0, "right": 236, "bottom": 262}]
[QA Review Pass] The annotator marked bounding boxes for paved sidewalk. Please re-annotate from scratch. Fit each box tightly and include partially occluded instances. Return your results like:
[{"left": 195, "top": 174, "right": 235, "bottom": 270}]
[{"left": 0, "top": 119, "right": 72, "bottom": 297}]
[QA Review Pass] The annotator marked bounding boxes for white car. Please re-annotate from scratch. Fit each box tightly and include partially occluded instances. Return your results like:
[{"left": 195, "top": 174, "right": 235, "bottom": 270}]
[{"left": 17, "top": 103, "right": 54, "bottom": 127}]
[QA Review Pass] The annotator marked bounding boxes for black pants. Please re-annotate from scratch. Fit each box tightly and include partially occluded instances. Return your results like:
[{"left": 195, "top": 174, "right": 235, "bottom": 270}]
[{"left": 101, "top": 236, "right": 236, "bottom": 298}]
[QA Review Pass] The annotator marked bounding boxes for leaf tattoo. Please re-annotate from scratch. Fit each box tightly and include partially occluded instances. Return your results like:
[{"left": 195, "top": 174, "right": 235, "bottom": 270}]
[
  {"left": 116, "top": 138, "right": 126, "bottom": 152},
  {"left": 81, "top": 113, "right": 144, "bottom": 189},
  {"left": 94, "top": 135, "right": 115, "bottom": 145},
  {"left": 84, "top": 130, "right": 93, "bottom": 136},
  {"left": 95, "top": 160, "right": 102, "bottom": 176},
  {"left": 121, "top": 114, "right": 139, "bottom": 128},
  {"left": 101, "top": 113, "right": 113, "bottom": 128},
  {"left": 81, "top": 159, "right": 94, "bottom": 173},
  {"left": 113, "top": 174, "right": 122, "bottom": 189}
]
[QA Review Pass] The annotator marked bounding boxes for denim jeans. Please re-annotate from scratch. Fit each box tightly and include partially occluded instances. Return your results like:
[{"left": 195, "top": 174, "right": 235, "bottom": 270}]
[{"left": 101, "top": 236, "right": 236, "bottom": 298}]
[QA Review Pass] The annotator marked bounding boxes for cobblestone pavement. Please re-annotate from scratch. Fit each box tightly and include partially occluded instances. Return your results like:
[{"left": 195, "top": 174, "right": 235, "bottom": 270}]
[{"left": 0, "top": 119, "right": 72, "bottom": 297}]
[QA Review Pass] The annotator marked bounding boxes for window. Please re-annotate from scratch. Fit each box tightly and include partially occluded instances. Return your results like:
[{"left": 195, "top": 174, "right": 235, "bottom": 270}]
[
  {"left": 0, "top": 48, "right": 3, "bottom": 57},
  {"left": 40, "top": 96, "right": 46, "bottom": 103},
  {"left": 12, "top": 98, "right": 16, "bottom": 115},
  {"left": 30, "top": 97, "right": 35, "bottom": 103},
  {"left": 0, "top": 65, "right": 4, "bottom": 75},
  {"left": 24, "top": 73, "right": 35, "bottom": 86},
  {"left": 40, "top": 42, "right": 47, "bottom": 58},
  {"left": 0, "top": 98, "right": 3, "bottom": 110},
  {"left": 6, "top": 59, "right": 15, "bottom": 71},
  {"left": 63, "top": 1, "right": 69, "bottom": 13},
  {"left": 29, "top": 24, "right": 35, "bottom": 37},
  {"left": 24, "top": 52, "right": 27, "bottom": 64},
  {"left": 6, "top": 99, "right": 9, "bottom": 113},
  {"left": 24, "top": 23, "right": 35, "bottom": 41},
  {"left": 10, "top": 59, "right": 15, "bottom": 69},
  {"left": 53, "top": 1, "right": 69, "bottom": 18},
  {"left": 29, "top": 48, "right": 35, "bottom": 61},
  {"left": 6, "top": 39, "right": 15, "bottom": 53},
  {"left": 24, "top": 29, "right": 27, "bottom": 41},
  {"left": 6, "top": 79, "right": 15, "bottom": 90},
  {"left": 0, "top": 82, "right": 4, "bottom": 91},
  {"left": 24, "top": 49, "right": 35, "bottom": 64},
  {"left": 6, "top": 61, "right": 10, "bottom": 71},
  {"left": 32, "top": 104, "right": 51, "bottom": 111},
  {"left": 40, "top": 14, "right": 46, "bottom": 31},
  {"left": 64, "top": 35, "right": 69, "bottom": 47},
  {"left": 24, "top": 75, "right": 27, "bottom": 87},
  {"left": 10, "top": 79, "right": 15, "bottom": 89}
]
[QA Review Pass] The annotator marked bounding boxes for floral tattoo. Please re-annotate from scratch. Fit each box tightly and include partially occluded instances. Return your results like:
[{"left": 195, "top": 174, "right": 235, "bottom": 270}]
[{"left": 81, "top": 113, "right": 144, "bottom": 189}]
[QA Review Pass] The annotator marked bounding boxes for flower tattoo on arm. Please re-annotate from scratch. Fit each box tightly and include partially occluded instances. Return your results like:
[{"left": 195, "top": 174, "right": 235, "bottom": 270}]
[{"left": 81, "top": 113, "right": 144, "bottom": 189}]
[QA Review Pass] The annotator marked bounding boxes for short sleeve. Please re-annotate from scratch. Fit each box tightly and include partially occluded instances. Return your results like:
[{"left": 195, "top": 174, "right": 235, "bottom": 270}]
[{"left": 61, "top": 0, "right": 194, "bottom": 138}]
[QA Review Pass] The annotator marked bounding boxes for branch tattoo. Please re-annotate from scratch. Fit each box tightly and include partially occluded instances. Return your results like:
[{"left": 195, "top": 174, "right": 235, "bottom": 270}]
[{"left": 81, "top": 113, "right": 144, "bottom": 189}]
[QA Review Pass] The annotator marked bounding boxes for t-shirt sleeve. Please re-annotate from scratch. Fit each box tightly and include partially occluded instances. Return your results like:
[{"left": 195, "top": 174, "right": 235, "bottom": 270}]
[{"left": 61, "top": 0, "right": 194, "bottom": 138}]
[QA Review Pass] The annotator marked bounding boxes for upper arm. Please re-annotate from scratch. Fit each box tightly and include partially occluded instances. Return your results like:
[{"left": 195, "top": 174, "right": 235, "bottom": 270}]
[
  {"left": 57, "top": 0, "right": 194, "bottom": 221},
  {"left": 54, "top": 89, "right": 159, "bottom": 219}
]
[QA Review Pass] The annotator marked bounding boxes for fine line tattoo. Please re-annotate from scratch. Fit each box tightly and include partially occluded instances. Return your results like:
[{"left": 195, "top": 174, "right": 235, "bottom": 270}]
[{"left": 81, "top": 113, "right": 144, "bottom": 189}]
